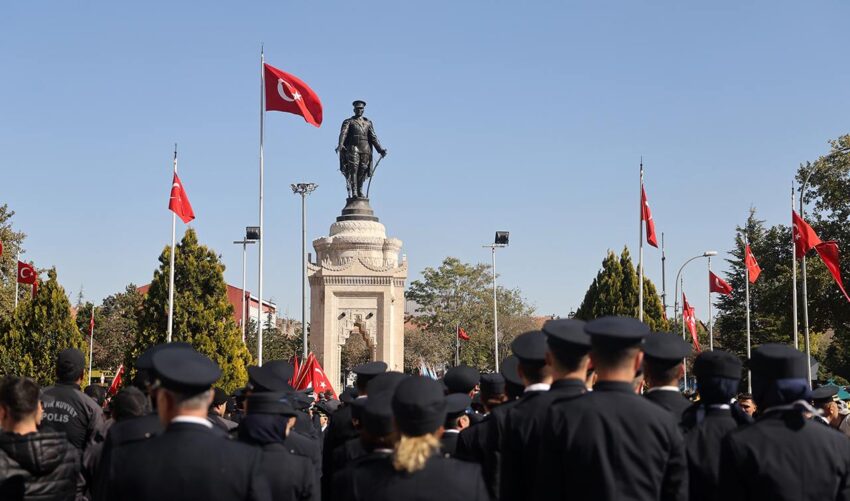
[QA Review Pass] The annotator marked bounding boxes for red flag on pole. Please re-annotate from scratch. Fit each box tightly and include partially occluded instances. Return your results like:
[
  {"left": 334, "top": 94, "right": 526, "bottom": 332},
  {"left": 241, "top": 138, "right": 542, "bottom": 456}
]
[
  {"left": 792, "top": 211, "right": 822, "bottom": 260},
  {"left": 745, "top": 245, "right": 762, "bottom": 283},
  {"left": 89, "top": 310, "right": 95, "bottom": 337},
  {"left": 168, "top": 172, "right": 195, "bottom": 224},
  {"left": 294, "top": 353, "right": 337, "bottom": 400},
  {"left": 458, "top": 327, "right": 470, "bottom": 341},
  {"left": 640, "top": 185, "right": 658, "bottom": 248},
  {"left": 289, "top": 356, "right": 300, "bottom": 388},
  {"left": 814, "top": 241, "right": 850, "bottom": 303},
  {"left": 17, "top": 261, "right": 38, "bottom": 297},
  {"left": 709, "top": 271, "right": 733, "bottom": 295},
  {"left": 264, "top": 64, "right": 323, "bottom": 128},
  {"left": 682, "top": 292, "right": 701, "bottom": 352},
  {"left": 108, "top": 364, "right": 124, "bottom": 396}
]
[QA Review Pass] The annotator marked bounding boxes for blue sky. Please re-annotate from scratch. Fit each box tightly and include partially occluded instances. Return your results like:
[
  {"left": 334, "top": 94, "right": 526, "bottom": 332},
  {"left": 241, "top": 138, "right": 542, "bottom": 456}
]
[{"left": 2, "top": 1, "right": 848, "bottom": 321}]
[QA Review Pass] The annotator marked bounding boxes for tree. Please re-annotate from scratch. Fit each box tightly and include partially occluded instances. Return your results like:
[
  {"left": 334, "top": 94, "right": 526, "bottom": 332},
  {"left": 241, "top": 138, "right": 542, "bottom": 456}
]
[
  {"left": 0, "top": 204, "right": 27, "bottom": 320},
  {"left": 0, "top": 268, "right": 86, "bottom": 384},
  {"left": 75, "top": 286, "right": 143, "bottom": 372},
  {"left": 245, "top": 313, "right": 301, "bottom": 364},
  {"left": 575, "top": 247, "right": 668, "bottom": 331},
  {"left": 129, "top": 229, "right": 253, "bottom": 393},
  {"left": 405, "top": 257, "right": 537, "bottom": 372}
]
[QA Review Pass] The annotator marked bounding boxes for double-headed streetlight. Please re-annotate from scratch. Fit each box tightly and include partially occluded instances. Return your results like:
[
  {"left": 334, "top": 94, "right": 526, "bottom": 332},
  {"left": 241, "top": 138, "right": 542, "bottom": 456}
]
[
  {"left": 234, "top": 227, "right": 258, "bottom": 343},
  {"left": 292, "top": 183, "right": 318, "bottom": 359},
  {"left": 673, "top": 250, "right": 717, "bottom": 390},
  {"left": 483, "top": 231, "right": 509, "bottom": 372}
]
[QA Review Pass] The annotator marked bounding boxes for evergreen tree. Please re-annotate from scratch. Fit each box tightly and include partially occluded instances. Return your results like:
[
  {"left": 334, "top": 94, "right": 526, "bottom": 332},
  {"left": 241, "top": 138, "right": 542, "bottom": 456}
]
[
  {"left": 575, "top": 247, "right": 668, "bottom": 331},
  {"left": 75, "top": 286, "right": 142, "bottom": 372},
  {"left": 130, "top": 229, "right": 252, "bottom": 393},
  {"left": 0, "top": 204, "right": 27, "bottom": 320},
  {"left": 0, "top": 268, "right": 86, "bottom": 384}
]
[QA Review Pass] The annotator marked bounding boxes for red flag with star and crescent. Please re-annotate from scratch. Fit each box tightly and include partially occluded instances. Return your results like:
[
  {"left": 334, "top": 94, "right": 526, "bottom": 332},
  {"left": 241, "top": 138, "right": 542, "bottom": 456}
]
[
  {"left": 709, "top": 271, "right": 733, "bottom": 295},
  {"left": 792, "top": 210, "right": 822, "bottom": 260},
  {"left": 108, "top": 365, "right": 124, "bottom": 396},
  {"left": 458, "top": 326, "right": 470, "bottom": 341},
  {"left": 814, "top": 241, "right": 850, "bottom": 303},
  {"left": 640, "top": 185, "right": 658, "bottom": 248},
  {"left": 682, "top": 292, "right": 701, "bottom": 352},
  {"left": 294, "top": 353, "right": 337, "bottom": 400},
  {"left": 745, "top": 244, "right": 762, "bottom": 283},
  {"left": 168, "top": 172, "right": 195, "bottom": 224},
  {"left": 17, "top": 261, "right": 38, "bottom": 297},
  {"left": 264, "top": 64, "right": 323, "bottom": 128}
]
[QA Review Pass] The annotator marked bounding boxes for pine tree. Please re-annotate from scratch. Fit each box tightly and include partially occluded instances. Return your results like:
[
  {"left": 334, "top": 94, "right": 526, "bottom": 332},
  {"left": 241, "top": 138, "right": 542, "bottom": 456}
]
[
  {"left": 575, "top": 247, "right": 668, "bottom": 331},
  {"left": 130, "top": 229, "right": 253, "bottom": 393},
  {"left": 0, "top": 204, "right": 28, "bottom": 320},
  {"left": 0, "top": 268, "right": 86, "bottom": 384}
]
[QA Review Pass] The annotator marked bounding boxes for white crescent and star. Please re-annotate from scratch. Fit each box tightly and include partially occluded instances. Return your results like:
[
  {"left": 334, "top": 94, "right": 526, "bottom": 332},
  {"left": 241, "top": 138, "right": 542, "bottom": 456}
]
[
  {"left": 19, "top": 267, "right": 33, "bottom": 280},
  {"left": 277, "top": 79, "right": 302, "bottom": 103}
]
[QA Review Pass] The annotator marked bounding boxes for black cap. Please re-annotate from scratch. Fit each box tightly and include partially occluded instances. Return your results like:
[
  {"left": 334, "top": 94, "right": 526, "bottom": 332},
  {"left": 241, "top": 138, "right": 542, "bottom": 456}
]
[
  {"left": 366, "top": 372, "right": 408, "bottom": 398},
  {"left": 392, "top": 376, "right": 446, "bottom": 437},
  {"left": 246, "top": 392, "right": 297, "bottom": 416},
  {"left": 444, "top": 365, "right": 480, "bottom": 394},
  {"left": 585, "top": 316, "right": 650, "bottom": 348},
  {"left": 643, "top": 333, "right": 692, "bottom": 362},
  {"left": 351, "top": 397, "right": 368, "bottom": 420},
  {"left": 291, "top": 391, "right": 313, "bottom": 411},
  {"left": 748, "top": 344, "right": 807, "bottom": 380},
  {"left": 511, "top": 331, "right": 548, "bottom": 363},
  {"left": 315, "top": 399, "right": 340, "bottom": 415},
  {"left": 445, "top": 393, "right": 471, "bottom": 418},
  {"left": 693, "top": 350, "right": 742, "bottom": 380},
  {"left": 136, "top": 342, "right": 192, "bottom": 371},
  {"left": 812, "top": 385, "right": 839, "bottom": 405},
  {"left": 480, "top": 373, "right": 506, "bottom": 395},
  {"left": 56, "top": 348, "right": 85, "bottom": 382},
  {"left": 110, "top": 387, "right": 148, "bottom": 421},
  {"left": 211, "top": 387, "right": 229, "bottom": 407},
  {"left": 353, "top": 361, "right": 388, "bottom": 380},
  {"left": 543, "top": 319, "right": 590, "bottom": 349},
  {"left": 152, "top": 348, "right": 221, "bottom": 396},
  {"left": 362, "top": 392, "right": 394, "bottom": 436},
  {"left": 339, "top": 387, "right": 358, "bottom": 404},
  {"left": 500, "top": 355, "right": 522, "bottom": 386},
  {"left": 352, "top": 100, "right": 366, "bottom": 108},
  {"left": 247, "top": 360, "right": 294, "bottom": 392}
]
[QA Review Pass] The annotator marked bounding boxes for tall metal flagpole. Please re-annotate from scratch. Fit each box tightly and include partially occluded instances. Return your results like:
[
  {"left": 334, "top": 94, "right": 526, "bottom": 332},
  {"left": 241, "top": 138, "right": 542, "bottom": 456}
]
[
  {"left": 707, "top": 256, "right": 713, "bottom": 350},
  {"left": 492, "top": 246, "right": 499, "bottom": 372},
  {"left": 167, "top": 145, "right": 177, "bottom": 343},
  {"left": 661, "top": 233, "right": 667, "bottom": 318},
  {"left": 791, "top": 183, "right": 798, "bottom": 350},
  {"left": 801, "top": 216, "right": 812, "bottom": 384},
  {"left": 744, "top": 235, "right": 752, "bottom": 392},
  {"left": 455, "top": 323, "right": 460, "bottom": 367},
  {"left": 14, "top": 250, "right": 19, "bottom": 308},
  {"left": 242, "top": 241, "right": 248, "bottom": 343},
  {"left": 258, "top": 47, "right": 266, "bottom": 366},
  {"left": 88, "top": 308, "right": 94, "bottom": 385},
  {"left": 638, "top": 160, "right": 645, "bottom": 322},
  {"left": 680, "top": 278, "right": 687, "bottom": 391}
]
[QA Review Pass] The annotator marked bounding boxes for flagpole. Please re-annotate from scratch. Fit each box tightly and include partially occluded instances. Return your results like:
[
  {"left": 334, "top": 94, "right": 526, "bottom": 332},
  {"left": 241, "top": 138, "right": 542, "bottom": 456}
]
[
  {"left": 791, "top": 183, "right": 798, "bottom": 350},
  {"left": 661, "top": 233, "right": 667, "bottom": 318},
  {"left": 800, "top": 216, "right": 812, "bottom": 384},
  {"left": 744, "top": 236, "right": 752, "bottom": 393},
  {"left": 638, "top": 160, "right": 644, "bottom": 322},
  {"left": 167, "top": 145, "right": 177, "bottom": 343},
  {"left": 681, "top": 278, "right": 686, "bottom": 392},
  {"left": 258, "top": 46, "right": 266, "bottom": 366},
  {"left": 88, "top": 308, "right": 94, "bottom": 386},
  {"left": 14, "top": 250, "right": 19, "bottom": 308},
  {"left": 707, "top": 256, "right": 713, "bottom": 350},
  {"left": 456, "top": 323, "right": 460, "bottom": 367}
]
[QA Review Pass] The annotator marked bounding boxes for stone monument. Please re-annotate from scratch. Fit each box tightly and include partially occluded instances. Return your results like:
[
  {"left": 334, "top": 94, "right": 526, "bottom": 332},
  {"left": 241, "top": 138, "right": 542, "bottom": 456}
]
[{"left": 309, "top": 100, "right": 406, "bottom": 390}]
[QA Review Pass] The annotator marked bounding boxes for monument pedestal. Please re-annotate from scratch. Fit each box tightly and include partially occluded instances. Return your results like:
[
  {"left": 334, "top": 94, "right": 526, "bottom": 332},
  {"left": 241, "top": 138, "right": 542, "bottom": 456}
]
[{"left": 308, "top": 199, "right": 407, "bottom": 390}]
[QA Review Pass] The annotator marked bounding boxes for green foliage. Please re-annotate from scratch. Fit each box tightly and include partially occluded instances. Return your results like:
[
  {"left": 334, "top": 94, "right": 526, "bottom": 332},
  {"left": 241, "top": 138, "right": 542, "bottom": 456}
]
[
  {"left": 0, "top": 268, "right": 86, "bottom": 384},
  {"left": 129, "top": 228, "right": 253, "bottom": 393},
  {"left": 0, "top": 204, "right": 27, "bottom": 320},
  {"left": 405, "top": 257, "right": 537, "bottom": 372},
  {"left": 76, "top": 286, "right": 143, "bottom": 371},
  {"left": 575, "top": 247, "right": 668, "bottom": 331},
  {"left": 244, "top": 314, "right": 302, "bottom": 364}
]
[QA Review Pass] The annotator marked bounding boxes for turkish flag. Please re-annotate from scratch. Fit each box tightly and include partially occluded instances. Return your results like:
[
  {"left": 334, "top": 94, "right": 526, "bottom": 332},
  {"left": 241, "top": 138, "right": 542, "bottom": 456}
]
[
  {"left": 168, "top": 172, "right": 195, "bottom": 224},
  {"left": 17, "top": 261, "right": 38, "bottom": 297},
  {"left": 264, "top": 64, "right": 323, "bottom": 128},
  {"left": 89, "top": 311, "right": 95, "bottom": 338},
  {"left": 682, "top": 292, "right": 700, "bottom": 352},
  {"left": 289, "top": 356, "right": 300, "bottom": 388},
  {"left": 745, "top": 245, "right": 762, "bottom": 283},
  {"left": 792, "top": 211, "right": 822, "bottom": 260},
  {"left": 458, "top": 327, "right": 470, "bottom": 341},
  {"left": 709, "top": 271, "right": 733, "bottom": 295},
  {"left": 108, "top": 364, "right": 124, "bottom": 396},
  {"left": 814, "top": 241, "right": 850, "bottom": 303},
  {"left": 640, "top": 185, "right": 658, "bottom": 248},
  {"left": 0, "top": 240, "right": 3, "bottom": 256},
  {"left": 294, "top": 353, "right": 337, "bottom": 400}
]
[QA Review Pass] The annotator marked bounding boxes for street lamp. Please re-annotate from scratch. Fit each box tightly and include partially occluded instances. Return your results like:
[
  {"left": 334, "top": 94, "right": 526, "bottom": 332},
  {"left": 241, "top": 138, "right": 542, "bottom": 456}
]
[
  {"left": 484, "top": 231, "right": 509, "bottom": 372},
  {"left": 673, "top": 250, "right": 717, "bottom": 391},
  {"left": 234, "top": 227, "right": 258, "bottom": 343},
  {"left": 291, "top": 183, "right": 318, "bottom": 359}
]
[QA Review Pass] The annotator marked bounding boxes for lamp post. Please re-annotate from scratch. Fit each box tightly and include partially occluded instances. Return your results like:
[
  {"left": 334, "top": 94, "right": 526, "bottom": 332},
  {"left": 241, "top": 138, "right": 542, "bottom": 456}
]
[
  {"left": 234, "top": 228, "right": 257, "bottom": 343},
  {"left": 483, "top": 231, "right": 509, "bottom": 372},
  {"left": 291, "top": 183, "right": 318, "bottom": 359},
  {"left": 673, "top": 250, "right": 717, "bottom": 391}
]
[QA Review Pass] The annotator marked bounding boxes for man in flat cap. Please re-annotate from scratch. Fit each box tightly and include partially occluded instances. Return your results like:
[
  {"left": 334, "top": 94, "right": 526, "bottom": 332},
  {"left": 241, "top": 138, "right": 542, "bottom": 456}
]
[
  {"left": 103, "top": 347, "right": 269, "bottom": 500},
  {"left": 719, "top": 344, "right": 850, "bottom": 501},
  {"left": 536, "top": 316, "right": 687, "bottom": 501},
  {"left": 642, "top": 332, "right": 692, "bottom": 418},
  {"left": 336, "top": 100, "right": 386, "bottom": 199},
  {"left": 441, "top": 394, "right": 472, "bottom": 457},
  {"left": 502, "top": 322, "right": 590, "bottom": 501},
  {"left": 812, "top": 385, "right": 850, "bottom": 436}
]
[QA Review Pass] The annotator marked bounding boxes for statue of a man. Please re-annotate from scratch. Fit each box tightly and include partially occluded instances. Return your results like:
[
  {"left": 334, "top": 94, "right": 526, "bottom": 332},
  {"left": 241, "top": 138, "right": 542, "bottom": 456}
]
[{"left": 335, "top": 100, "right": 387, "bottom": 199}]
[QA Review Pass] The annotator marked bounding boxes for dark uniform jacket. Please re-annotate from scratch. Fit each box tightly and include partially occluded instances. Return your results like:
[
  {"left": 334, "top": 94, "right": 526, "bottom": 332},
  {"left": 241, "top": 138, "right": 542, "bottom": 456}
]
[
  {"left": 456, "top": 400, "right": 518, "bottom": 499},
  {"left": 258, "top": 442, "right": 315, "bottom": 501},
  {"left": 40, "top": 383, "right": 105, "bottom": 452},
  {"left": 0, "top": 430, "right": 80, "bottom": 501},
  {"left": 718, "top": 408, "right": 850, "bottom": 501},
  {"left": 286, "top": 430, "right": 322, "bottom": 500},
  {"left": 331, "top": 453, "right": 489, "bottom": 501},
  {"left": 501, "top": 380, "right": 586, "bottom": 501},
  {"left": 681, "top": 406, "right": 741, "bottom": 501},
  {"left": 537, "top": 381, "right": 688, "bottom": 501},
  {"left": 322, "top": 404, "right": 358, "bottom": 501},
  {"left": 644, "top": 388, "right": 691, "bottom": 420},
  {"left": 92, "top": 413, "right": 162, "bottom": 500},
  {"left": 331, "top": 438, "right": 368, "bottom": 472},
  {"left": 440, "top": 431, "right": 461, "bottom": 457},
  {"left": 105, "top": 420, "right": 269, "bottom": 501}
]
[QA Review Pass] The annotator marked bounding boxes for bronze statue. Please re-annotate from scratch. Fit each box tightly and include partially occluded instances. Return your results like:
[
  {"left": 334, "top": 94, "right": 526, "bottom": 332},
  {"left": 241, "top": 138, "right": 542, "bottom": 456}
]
[{"left": 335, "top": 100, "right": 387, "bottom": 199}]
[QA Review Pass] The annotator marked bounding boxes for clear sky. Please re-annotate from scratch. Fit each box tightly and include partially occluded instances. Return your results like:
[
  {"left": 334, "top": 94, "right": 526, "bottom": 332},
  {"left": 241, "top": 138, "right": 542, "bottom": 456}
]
[{"left": 2, "top": 1, "right": 848, "bottom": 322}]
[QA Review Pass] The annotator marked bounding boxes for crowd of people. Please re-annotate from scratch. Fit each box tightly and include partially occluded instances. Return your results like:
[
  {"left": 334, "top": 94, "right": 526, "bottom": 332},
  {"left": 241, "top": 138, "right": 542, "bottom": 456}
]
[{"left": 1, "top": 315, "right": 849, "bottom": 500}]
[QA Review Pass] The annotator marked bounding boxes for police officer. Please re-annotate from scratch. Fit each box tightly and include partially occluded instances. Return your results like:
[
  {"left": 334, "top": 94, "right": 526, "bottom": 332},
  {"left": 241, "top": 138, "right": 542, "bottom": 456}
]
[
  {"left": 680, "top": 350, "right": 750, "bottom": 501},
  {"left": 208, "top": 387, "right": 238, "bottom": 432},
  {"left": 812, "top": 385, "right": 850, "bottom": 435},
  {"left": 501, "top": 322, "right": 590, "bottom": 501},
  {"left": 536, "top": 316, "right": 688, "bottom": 500},
  {"left": 642, "top": 332, "right": 692, "bottom": 418},
  {"left": 335, "top": 100, "right": 387, "bottom": 199},
  {"left": 441, "top": 393, "right": 471, "bottom": 457},
  {"left": 103, "top": 347, "right": 269, "bottom": 500},
  {"left": 718, "top": 344, "right": 850, "bottom": 500}
]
